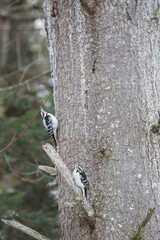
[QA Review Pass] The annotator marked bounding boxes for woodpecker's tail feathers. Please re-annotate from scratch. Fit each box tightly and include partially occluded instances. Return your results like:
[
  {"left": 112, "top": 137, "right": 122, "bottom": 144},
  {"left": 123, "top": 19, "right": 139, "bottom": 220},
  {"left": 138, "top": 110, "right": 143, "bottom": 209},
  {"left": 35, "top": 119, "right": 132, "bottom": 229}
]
[
  {"left": 84, "top": 188, "right": 87, "bottom": 199},
  {"left": 52, "top": 134, "right": 57, "bottom": 149}
]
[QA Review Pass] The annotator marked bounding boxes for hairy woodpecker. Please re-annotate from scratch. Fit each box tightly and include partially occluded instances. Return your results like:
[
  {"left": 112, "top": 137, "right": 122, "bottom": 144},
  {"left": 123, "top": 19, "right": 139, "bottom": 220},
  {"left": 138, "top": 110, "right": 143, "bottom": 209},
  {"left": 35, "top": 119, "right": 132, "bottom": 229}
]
[
  {"left": 73, "top": 165, "right": 90, "bottom": 199},
  {"left": 40, "top": 107, "right": 58, "bottom": 148}
]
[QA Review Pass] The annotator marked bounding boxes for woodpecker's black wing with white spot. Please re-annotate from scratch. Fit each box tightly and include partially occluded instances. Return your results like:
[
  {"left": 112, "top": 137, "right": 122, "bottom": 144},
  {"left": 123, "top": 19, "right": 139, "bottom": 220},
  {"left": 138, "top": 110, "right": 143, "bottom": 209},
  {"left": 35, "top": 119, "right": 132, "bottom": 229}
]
[
  {"left": 40, "top": 107, "right": 58, "bottom": 148},
  {"left": 77, "top": 165, "right": 90, "bottom": 189},
  {"left": 44, "top": 115, "right": 54, "bottom": 136},
  {"left": 73, "top": 165, "right": 90, "bottom": 199}
]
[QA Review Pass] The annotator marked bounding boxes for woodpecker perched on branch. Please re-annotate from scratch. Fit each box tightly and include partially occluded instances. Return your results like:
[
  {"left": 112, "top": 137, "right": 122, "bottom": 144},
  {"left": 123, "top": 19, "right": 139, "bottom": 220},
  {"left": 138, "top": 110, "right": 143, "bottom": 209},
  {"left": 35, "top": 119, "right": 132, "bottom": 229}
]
[
  {"left": 73, "top": 165, "right": 90, "bottom": 199},
  {"left": 40, "top": 107, "right": 58, "bottom": 148}
]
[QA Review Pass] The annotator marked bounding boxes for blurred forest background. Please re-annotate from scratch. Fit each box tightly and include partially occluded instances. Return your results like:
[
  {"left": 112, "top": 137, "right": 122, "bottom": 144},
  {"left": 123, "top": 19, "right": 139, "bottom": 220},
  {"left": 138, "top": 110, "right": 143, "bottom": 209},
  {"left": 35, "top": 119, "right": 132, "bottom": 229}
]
[{"left": 0, "top": 0, "right": 60, "bottom": 239}]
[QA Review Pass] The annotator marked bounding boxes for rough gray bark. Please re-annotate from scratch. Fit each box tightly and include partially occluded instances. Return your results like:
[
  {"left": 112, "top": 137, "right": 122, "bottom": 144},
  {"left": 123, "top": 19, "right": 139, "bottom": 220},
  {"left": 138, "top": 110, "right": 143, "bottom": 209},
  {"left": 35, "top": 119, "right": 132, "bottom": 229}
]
[{"left": 44, "top": 0, "right": 160, "bottom": 239}]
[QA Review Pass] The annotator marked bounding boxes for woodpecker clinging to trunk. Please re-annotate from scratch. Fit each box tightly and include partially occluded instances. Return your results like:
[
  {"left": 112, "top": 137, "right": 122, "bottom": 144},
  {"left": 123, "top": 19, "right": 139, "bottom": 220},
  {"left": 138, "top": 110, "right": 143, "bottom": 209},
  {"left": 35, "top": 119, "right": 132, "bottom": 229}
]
[
  {"left": 40, "top": 107, "right": 58, "bottom": 148},
  {"left": 73, "top": 165, "right": 90, "bottom": 199}
]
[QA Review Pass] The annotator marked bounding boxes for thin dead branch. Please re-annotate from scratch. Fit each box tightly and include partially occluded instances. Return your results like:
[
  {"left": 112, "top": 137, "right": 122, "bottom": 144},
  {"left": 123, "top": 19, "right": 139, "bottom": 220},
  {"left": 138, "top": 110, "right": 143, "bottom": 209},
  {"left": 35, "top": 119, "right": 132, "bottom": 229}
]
[
  {"left": 39, "top": 165, "right": 57, "bottom": 176},
  {"left": 0, "top": 133, "right": 17, "bottom": 153},
  {"left": 3, "top": 153, "right": 51, "bottom": 183},
  {"left": 1, "top": 219, "right": 50, "bottom": 240},
  {"left": 16, "top": 33, "right": 22, "bottom": 70},
  {"left": 0, "top": 59, "right": 39, "bottom": 79},
  {"left": 19, "top": 59, "right": 40, "bottom": 83},
  {"left": 153, "top": 4, "right": 160, "bottom": 19},
  {"left": 1, "top": 20, "right": 11, "bottom": 68},
  {"left": 0, "top": 69, "right": 50, "bottom": 92},
  {"left": 132, "top": 208, "right": 155, "bottom": 240},
  {"left": 0, "top": 111, "right": 39, "bottom": 153},
  {"left": 0, "top": 93, "right": 52, "bottom": 153},
  {"left": 42, "top": 143, "right": 95, "bottom": 228}
]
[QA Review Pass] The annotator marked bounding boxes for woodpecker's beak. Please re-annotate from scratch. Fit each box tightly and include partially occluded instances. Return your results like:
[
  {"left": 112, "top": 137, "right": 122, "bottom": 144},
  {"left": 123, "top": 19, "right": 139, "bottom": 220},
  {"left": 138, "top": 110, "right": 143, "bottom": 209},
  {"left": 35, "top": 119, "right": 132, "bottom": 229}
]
[
  {"left": 40, "top": 106, "right": 45, "bottom": 119},
  {"left": 40, "top": 106, "right": 44, "bottom": 112}
]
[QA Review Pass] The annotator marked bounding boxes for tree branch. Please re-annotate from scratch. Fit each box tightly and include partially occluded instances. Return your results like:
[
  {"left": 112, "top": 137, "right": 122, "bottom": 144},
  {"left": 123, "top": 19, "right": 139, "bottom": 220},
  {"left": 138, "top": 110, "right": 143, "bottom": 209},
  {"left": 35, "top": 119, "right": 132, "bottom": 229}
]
[
  {"left": 153, "top": 4, "right": 160, "bottom": 20},
  {"left": 19, "top": 59, "right": 39, "bottom": 83},
  {"left": 1, "top": 219, "right": 50, "bottom": 240},
  {"left": 3, "top": 153, "right": 51, "bottom": 183},
  {"left": 39, "top": 165, "right": 57, "bottom": 176},
  {"left": 0, "top": 69, "right": 50, "bottom": 92},
  {"left": 132, "top": 208, "right": 155, "bottom": 240},
  {"left": 0, "top": 93, "right": 52, "bottom": 153},
  {"left": 42, "top": 143, "right": 95, "bottom": 228},
  {"left": 0, "top": 111, "right": 39, "bottom": 153}
]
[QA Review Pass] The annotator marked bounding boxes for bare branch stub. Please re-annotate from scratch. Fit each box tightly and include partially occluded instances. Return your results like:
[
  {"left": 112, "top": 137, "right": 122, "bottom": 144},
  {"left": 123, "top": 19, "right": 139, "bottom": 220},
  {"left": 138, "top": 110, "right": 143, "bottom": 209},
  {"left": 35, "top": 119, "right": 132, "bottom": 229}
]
[
  {"left": 1, "top": 219, "right": 50, "bottom": 240},
  {"left": 80, "top": 0, "right": 98, "bottom": 14},
  {"left": 39, "top": 165, "right": 57, "bottom": 176},
  {"left": 0, "top": 69, "right": 50, "bottom": 92},
  {"left": 132, "top": 208, "right": 155, "bottom": 240},
  {"left": 42, "top": 143, "right": 95, "bottom": 228}
]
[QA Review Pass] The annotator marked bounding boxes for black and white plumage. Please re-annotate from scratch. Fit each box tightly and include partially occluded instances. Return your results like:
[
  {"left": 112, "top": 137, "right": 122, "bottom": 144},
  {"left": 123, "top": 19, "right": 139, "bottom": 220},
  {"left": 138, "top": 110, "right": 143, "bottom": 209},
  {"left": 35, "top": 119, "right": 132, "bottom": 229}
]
[
  {"left": 40, "top": 107, "right": 58, "bottom": 148},
  {"left": 73, "top": 165, "right": 90, "bottom": 199}
]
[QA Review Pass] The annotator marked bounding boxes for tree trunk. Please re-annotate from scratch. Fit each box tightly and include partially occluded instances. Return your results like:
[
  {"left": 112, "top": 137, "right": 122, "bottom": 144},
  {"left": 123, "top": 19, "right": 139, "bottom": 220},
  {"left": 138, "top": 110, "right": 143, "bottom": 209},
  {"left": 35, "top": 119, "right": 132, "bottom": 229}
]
[{"left": 44, "top": 0, "right": 160, "bottom": 239}]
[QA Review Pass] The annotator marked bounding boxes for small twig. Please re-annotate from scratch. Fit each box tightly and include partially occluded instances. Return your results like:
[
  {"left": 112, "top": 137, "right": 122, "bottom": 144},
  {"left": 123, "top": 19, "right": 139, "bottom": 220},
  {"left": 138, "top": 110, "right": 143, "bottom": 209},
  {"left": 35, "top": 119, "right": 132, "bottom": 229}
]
[
  {"left": 151, "top": 4, "right": 160, "bottom": 20},
  {"left": 19, "top": 59, "right": 39, "bottom": 83},
  {"left": 3, "top": 152, "right": 39, "bottom": 176},
  {"left": 1, "top": 219, "right": 50, "bottom": 240},
  {"left": 0, "top": 60, "right": 41, "bottom": 79},
  {"left": 0, "top": 111, "right": 39, "bottom": 153},
  {"left": 4, "top": 152, "right": 38, "bottom": 175},
  {"left": 0, "top": 133, "right": 17, "bottom": 153},
  {"left": 154, "top": 4, "right": 160, "bottom": 19},
  {"left": 39, "top": 165, "right": 57, "bottom": 176},
  {"left": 15, "top": 175, "right": 45, "bottom": 183},
  {"left": 42, "top": 143, "right": 95, "bottom": 228},
  {"left": 0, "top": 92, "right": 52, "bottom": 153},
  {"left": 0, "top": 69, "right": 50, "bottom": 92},
  {"left": 132, "top": 208, "right": 155, "bottom": 240},
  {"left": 3, "top": 152, "right": 54, "bottom": 182},
  {"left": 16, "top": 33, "right": 22, "bottom": 70}
]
